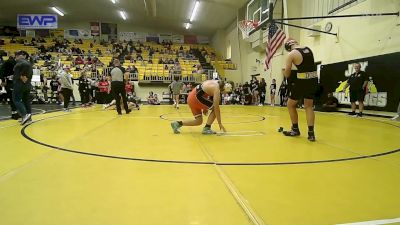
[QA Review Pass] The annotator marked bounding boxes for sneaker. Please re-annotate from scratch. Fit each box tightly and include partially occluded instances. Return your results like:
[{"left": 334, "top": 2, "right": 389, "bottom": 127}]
[
  {"left": 357, "top": 112, "right": 363, "bottom": 117},
  {"left": 202, "top": 127, "right": 216, "bottom": 135},
  {"left": 308, "top": 131, "right": 316, "bottom": 142},
  {"left": 171, "top": 121, "right": 182, "bottom": 134},
  {"left": 391, "top": 115, "right": 399, "bottom": 121},
  {"left": 283, "top": 129, "right": 301, "bottom": 137},
  {"left": 63, "top": 108, "right": 71, "bottom": 112},
  {"left": 126, "top": 109, "right": 132, "bottom": 114},
  {"left": 348, "top": 111, "right": 356, "bottom": 116},
  {"left": 11, "top": 113, "right": 21, "bottom": 120},
  {"left": 20, "top": 114, "right": 32, "bottom": 125}
]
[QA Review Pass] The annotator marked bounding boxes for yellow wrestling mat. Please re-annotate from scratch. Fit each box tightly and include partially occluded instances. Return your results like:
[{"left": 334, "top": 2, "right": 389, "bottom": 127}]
[{"left": 0, "top": 105, "right": 399, "bottom": 225}]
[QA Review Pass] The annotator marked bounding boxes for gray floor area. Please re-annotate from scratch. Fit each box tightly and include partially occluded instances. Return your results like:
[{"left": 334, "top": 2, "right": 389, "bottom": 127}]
[{"left": 0, "top": 103, "right": 69, "bottom": 120}]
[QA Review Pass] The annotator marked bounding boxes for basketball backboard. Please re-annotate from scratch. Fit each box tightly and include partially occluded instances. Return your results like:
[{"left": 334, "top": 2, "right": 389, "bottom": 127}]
[{"left": 246, "top": 0, "right": 271, "bottom": 34}]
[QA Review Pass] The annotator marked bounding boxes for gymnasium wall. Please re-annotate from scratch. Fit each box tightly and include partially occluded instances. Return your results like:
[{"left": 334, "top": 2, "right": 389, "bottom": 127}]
[
  {"left": 299, "top": 0, "right": 400, "bottom": 64},
  {"left": 210, "top": 0, "right": 300, "bottom": 105},
  {"left": 211, "top": 0, "right": 400, "bottom": 107}
]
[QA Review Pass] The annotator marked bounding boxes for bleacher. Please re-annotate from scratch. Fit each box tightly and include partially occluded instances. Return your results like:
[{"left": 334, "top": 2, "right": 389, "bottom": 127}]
[{"left": 0, "top": 37, "right": 237, "bottom": 83}]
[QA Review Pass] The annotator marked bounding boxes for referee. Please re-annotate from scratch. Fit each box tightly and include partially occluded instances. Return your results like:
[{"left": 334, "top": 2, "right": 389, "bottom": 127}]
[
  {"left": 342, "top": 63, "right": 368, "bottom": 117},
  {"left": 108, "top": 59, "right": 130, "bottom": 115}
]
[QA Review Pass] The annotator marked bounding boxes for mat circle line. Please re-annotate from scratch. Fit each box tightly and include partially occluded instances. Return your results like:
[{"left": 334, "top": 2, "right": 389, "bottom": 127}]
[{"left": 20, "top": 111, "right": 400, "bottom": 166}]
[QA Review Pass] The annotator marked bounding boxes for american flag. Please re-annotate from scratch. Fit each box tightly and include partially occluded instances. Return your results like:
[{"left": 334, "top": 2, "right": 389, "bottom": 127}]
[{"left": 265, "top": 22, "right": 286, "bottom": 70}]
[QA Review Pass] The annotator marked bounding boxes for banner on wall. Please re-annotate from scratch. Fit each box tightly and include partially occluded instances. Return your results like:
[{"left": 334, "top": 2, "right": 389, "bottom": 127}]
[
  {"left": 118, "top": 32, "right": 147, "bottom": 42},
  {"left": 35, "top": 29, "right": 50, "bottom": 37},
  {"left": 320, "top": 52, "right": 400, "bottom": 112},
  {"left": 17, "top": 14, "right": 58, "bottom": 29},
  {"left": 90, "top": 22, "right": 100, "bottom": 36},
  {"left": 50, "top": 28, "right": 64, "bottom": 38},
  {"left": 159, "top": 34, "right": 172, "bottom": 43},
  {"left": 64, "top": 29, "right": 91, "bottom": 39},
  {"left": 197, "top": 36, "right": 210, "bottom": 44},
  {"left": 184, "top": 35, "right": 197, "bottom": 44},
  {"left": 172, "top": 34, "right": 184, "bottom": 44},
  {"left": 101, "top": 23, "right": 117, "bottom": 39},
  {"left": 146, "top": 33, "right": 159, "bottom": 43}
]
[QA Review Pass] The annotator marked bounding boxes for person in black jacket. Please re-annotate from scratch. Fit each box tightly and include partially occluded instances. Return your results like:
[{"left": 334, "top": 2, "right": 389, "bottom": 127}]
[
  {"left": 12, "top": 51, "right": 33, "bottom": 125},
  {"left": 258, "top": 78, "right": 267, "bottom": 106},
  {"left": 0, "top": 55, "right": 19, "bottom": 119},
  {"left": 78, "top": 71, "right": 91, "bottom": 107}
]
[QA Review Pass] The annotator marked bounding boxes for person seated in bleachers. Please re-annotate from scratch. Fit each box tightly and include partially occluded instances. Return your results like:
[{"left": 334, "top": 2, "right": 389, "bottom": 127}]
[{"left": 75, "top": 56, "right": 84, "bottom": 65}]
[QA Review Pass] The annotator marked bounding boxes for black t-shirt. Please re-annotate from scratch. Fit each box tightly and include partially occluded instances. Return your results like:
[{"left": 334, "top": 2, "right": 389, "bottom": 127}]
[
  {"left": 79, "top": 77, "right": 91, "bottom": 91},
  {"left": 348, "top": 71, "right": 368, "bottom": 91},
  {"left": 251, "top": 80, "right": 259, "bottom": 91},
  {"left": 326, "top": 96, "right": 339, "bottom": 106},
  {"left": 243, "top": 84, "right": 250, "bottom": 94},
  {"left": 50, "top": 79, "right": 60, "bottom": 91},
  {"left": 258, "top": 82, "right": 266, "bottom": 92}
]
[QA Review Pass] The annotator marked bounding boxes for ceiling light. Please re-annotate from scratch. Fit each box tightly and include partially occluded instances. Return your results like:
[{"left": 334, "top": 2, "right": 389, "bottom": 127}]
[
  {"left": 51, "top": 7, "right": 64, "bottom": 17},
  {"left": 190, "top": 1, "right": 200, "bottom": 22},
  {"left": 111, "top": 0, "right": 116, "bottom": 3},
  {"left": 119, "top": 11, "right": 127, "bottom": 20},
  {"left": 185, "top": 23, "right": 191, "bottom": 29}
]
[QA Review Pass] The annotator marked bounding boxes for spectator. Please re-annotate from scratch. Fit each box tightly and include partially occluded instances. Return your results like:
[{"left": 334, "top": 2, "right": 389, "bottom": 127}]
[
  {"left": 259, "top": 78, "right": 267, "bottom": 106},
  {"left": 250, "top": 77, "right": 259, "bottom": 105},
  {"left": 78, "top": 70, "right": 91, "bottom": 107},
  {"left": 270, "top": 79, "right": 277, "bottom": 106},
  {"left": 169, "top": 76, "right": 183, "bottom": 109},
  {"left": 97, "top": 76, "right": 110, "bottom": 104},
  {"left": 12, "top": 51, "right": 33, "bottom": 125},
  {"left": 59, "top": 66, "right": 74, "bottom": 112},
  {"left": 322, "top": 92, "right": 339, "bottom": 112},
  {"left": 278, "top": 79, "right": 289, "bottom": 106},
  {"left": 147, "top": 91, "right": 160, "bottom": 105},
  {"left": 50, "top": 75, "right": 61, "bottom": 104}
]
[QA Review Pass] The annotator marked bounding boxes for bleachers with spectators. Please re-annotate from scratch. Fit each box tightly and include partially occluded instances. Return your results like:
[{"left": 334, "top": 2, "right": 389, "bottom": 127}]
[{"left": 0, "top": 36, "right": 237, "bottom": 83}]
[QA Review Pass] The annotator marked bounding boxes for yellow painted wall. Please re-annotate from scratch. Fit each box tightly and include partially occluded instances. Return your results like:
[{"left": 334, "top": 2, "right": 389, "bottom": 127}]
[
  {"left": 299, "top": 0, "right": 400, "bottom": 64},
  {"left": 211, "top": 0, "right": 400, "bottom": 105}
]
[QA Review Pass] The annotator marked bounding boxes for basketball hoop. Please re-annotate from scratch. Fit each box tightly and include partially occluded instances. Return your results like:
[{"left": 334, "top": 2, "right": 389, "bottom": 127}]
[{"left": 238, "top": 20, "right": 259, "bottom": 39}]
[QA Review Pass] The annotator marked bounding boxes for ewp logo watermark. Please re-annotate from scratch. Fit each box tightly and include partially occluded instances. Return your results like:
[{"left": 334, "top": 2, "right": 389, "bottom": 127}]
[{"left": 17, "top": 14, "right": 58, "bottom": 29}]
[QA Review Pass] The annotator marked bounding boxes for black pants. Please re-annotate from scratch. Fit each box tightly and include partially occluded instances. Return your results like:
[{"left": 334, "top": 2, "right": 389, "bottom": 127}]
[
  {"left": 111, "top": 81, "right": 129, "bottom": 114},
  {"left": 280, "top": 94, "right": 285, "bottom": 106},
  {"left": 62, "top": 88, "right": 73, "bottom": 109},
  {"left": 80, "top": 90, "right": 90, "bottom": 104},
  {"left": 12, "top": 81, "right": 32, "bottom": 117},
  {"left": 6, "top": 85, "right": 17, "bottom": 111},
  {"left": 260, "top": 91, "right": 266, "bottom": 105}
]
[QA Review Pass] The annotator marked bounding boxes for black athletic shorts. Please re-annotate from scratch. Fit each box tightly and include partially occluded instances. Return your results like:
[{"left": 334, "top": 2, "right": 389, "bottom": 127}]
[
  {"left": 350, "top": 90, "right": 365, "bottom": 102},
  {"left": 288, "top": 78, "right": 318, "bottom": 101}
]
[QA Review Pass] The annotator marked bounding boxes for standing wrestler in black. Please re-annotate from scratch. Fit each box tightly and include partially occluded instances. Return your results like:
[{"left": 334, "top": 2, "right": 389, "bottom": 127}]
[{"left": 283, "top": 39, "right": 318, "bottom": 142}]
